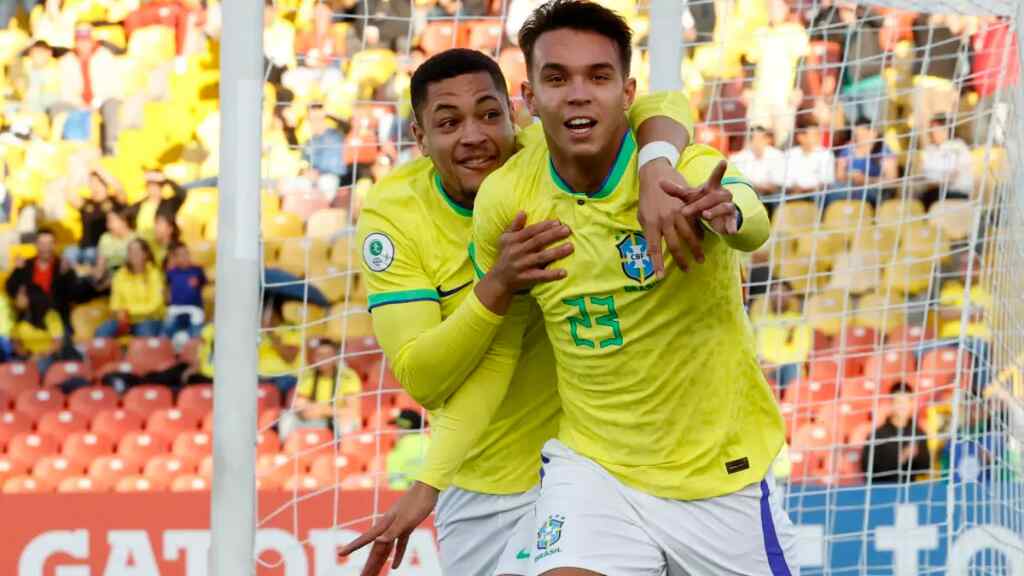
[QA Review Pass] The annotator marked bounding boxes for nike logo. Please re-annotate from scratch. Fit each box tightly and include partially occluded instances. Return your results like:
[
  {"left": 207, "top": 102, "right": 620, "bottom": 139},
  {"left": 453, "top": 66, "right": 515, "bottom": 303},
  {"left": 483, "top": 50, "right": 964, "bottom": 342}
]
[
  {"left": 516, "top": 548, "right": 530, "bottom": 560},
  {"left": 437, "top": 280, "right": 472, "bottom": 298}
]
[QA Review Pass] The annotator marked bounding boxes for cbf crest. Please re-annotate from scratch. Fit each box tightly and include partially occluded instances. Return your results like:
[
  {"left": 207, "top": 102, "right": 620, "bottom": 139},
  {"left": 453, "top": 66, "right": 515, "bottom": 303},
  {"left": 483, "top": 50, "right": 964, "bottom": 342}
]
[
  {"left": 617, "top": 232, "right": 654, "bottom": 283},
  {"left": 536, "top": 514, "right": 565, "bottom": 551}
]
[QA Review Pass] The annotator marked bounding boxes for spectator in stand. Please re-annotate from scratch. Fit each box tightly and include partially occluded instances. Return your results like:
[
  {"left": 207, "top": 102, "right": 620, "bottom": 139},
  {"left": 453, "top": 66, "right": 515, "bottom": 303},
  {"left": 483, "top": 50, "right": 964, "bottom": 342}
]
[
  {"left": 752, "top": 281, "right": 809, "bottom": 393},
  {"left": 149, "top": 211, "right": 180, "bottom": 267},
  {"left": 831, "top": 116, "right": 897, "bottom": 206},
  {"left": 163, "top": 242, "right": 206, "bottom": 344},
  {"left": 910, "top": 13, "right": 972, "bottom": 134},
  {"left": 295, "top": 2, "right": 347, "bottom": 71},
  {"left": 95, "top": 239, "right": 165, "bottom": 338},
  {"left": 128, "top": 171, "right": 186, "bottom": 243},
  {"left": 96, "top": 209, "right": 136, "bottom": 272},
  {"left": 344, "top": 0, "right": 412, "bottom": 52},
  {"left": 730, "top": 125, "right": 786, "bottom": 214},
  {"left": 55, "top": 25, "right": 124, "bottom": 154},
  {"left": 64, "top": 169, "right": 125, "bottom": 268},
  {"left": 11, "top": 283, "right": 66, "bottom": 375},
  {"left": 918, "top": 114, "right": 974, "bottom": 208},
  {"left": 811, "top": 3, "right": 887, "bottom": 125},
  {"left": 971, "top": 16, "right": 1019, "bottom": 145},
  {"left": 745, "top": 0, "right": 809, "bottom": 145},
  {"left": 123, "top": 0, "right": 193, "bottom": 57},
  {"left": 861, "top": 382, "right": 931, "bottom": 483},
  {"left": 301, "top": 102, "right": 347, "bottom": 189},
  {"left": 5, "top": 229, "right": 75, "bottom": 333},
  {"left": 258, "top": 298, "right": 303, "bottom": 396},
  {"left": 386, "top": 409, "right": 430, "bottom": 491},
  {"left": 783, "top": 118, "right": 835, "bottom": 199},
  {"left": 278, "top": 341, "right": 363, "bottom": 439},
  {"left": 17, "top": 39, "right": 62, "bottom": 115}
]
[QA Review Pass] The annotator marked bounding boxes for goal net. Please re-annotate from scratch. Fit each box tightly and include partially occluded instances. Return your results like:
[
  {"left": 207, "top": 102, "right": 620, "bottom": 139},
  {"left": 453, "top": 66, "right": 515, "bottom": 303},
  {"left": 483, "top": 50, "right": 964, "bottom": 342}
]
[{"left": 236, "top": 0, "right": 1024, "bottom": 573}]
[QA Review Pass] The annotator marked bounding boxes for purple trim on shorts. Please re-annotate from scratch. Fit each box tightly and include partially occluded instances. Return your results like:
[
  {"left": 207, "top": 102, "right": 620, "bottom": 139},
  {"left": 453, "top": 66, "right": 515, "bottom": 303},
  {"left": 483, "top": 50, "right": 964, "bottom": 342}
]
[{"left": 759, "top": 479, "right": 792, "bottom": 576}]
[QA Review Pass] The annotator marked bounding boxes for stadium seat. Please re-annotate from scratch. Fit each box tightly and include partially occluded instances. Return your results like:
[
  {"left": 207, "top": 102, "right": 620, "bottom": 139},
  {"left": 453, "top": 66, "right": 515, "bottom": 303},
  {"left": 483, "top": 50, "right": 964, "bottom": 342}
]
[
  {"left": 126, "top": 337, "right": 177, "bottom": 374},
  {"left": 876, "top": 198, "right": 925, "bottom": 228},
  {"left": 311, "top": 263, "right": 355, "bottom": 304},
  {"left": 42, "top": 361, "right": 90, "bottom": 389},
  {"left": 789, "top": 423, "right": 835, "bottom": 483},
  {"left": 467, "top": 19, "right": 504, "bottom": 52},
  {"left": 118, "top": 432, "right": 169, "bottom": 469},
  {"left": 95, "top": 360, "right": 141, "bottom": 383},
  {"left": 281, "top": 190, "right": 331, "bottom": 222},
  {"left": 32, "top": 455, "right": 84, "bottom": 490},
  {"left": 918, "top": 347, "right": 974, "bottom": 397},
  {"left": 198, "top": 455, "right": 214, "bottom": 480},
  {"left": 840, "top": 377, "right": 885, "bottom": 402},
  {"left": 827, "top": 249, "right": 883, "bottom": 295},
  {"left": 144, "top": 453, "right": 195, "bottom": 482},
  {"left": 805, "top": 291, "right": 848, "bottom": 336},
  {"left": 177, "top": 384, "right": 214, "bottom": 417},
  {"left": 854, "top": 291, "right": 906, "bottom": 332},
  {"left": 37, "top": 409, "right": 89, "bottom": 438},
  {"left": 840, "top": 325, "right": 879, "bottom": 353},
  {"left": 171, "top": 474, "right": 209, "bottom": 492},
  {"left": 0, "top": 389, "right": 9, "bottom": 411},
  {"left": 772, "top": 201, "right": 818, "bottom": 238},
  {"left": 274, "top": 237, "right": 330, "bottom": 277},
  {"left": 886, "top": 324, "right": 935, "bottom": 350},
  {"left": 92, "top": 409, "right": 145, "bottom": 443},
  {"left": 71, "top": 303, "right": 111, "bottom": 343},
  {"left": 189, "top": 241, "right": 217, "bottom": 268},
  {"left": 900, "top": 221, "right": 949, "bottom": 260},
  {"left": 282, "top": 301, "right": 327, "bottom": 326},
  {"left": 258, "top": 453, "right": 297, "bottom": 486},
  {"left": 307, "top": 209, "right": 349, "bottom": 239},
  {"left": 419, "top": 21, "right": 461, "bottom": 55},
  {"left": 310, "top": 453, "right": 366, "bottom": 486},
  {"left": 259, "top": 408, "right": 281, "bottom": 431},
  {"left": 62, "top": 431, "right": 115, "bottom": 468},
  {"left": 146, "top": 408, "right": 201, "bottom": 445},
  {"left": 7, "top": 432, "right": 60, "bottom": 467},
  {"left": 15, "top": 388, "right": 65, "bottom": 421},
  {"left": 284, "top": 428, "right": 335, "bottom": 469},
  {"left": 172, "top": 431, "right": 212, "bottom": 468},
  {"left": 329, "top": 234, "right": 358, "bottom": 271},
  {"left": 828, "top": 447, "right": 864, "bottom": 485},
  {"left": 339, "top": 473, "right": 376, "bottom": 490},
  {"left": 0, "top": 410, "right": 33, "bottom": 449},
  {"left": 327, "top": 307, "right": 374, "bottom": 341},
  {"left": 850, "top": 225, "right": 899, "bottom": 262},
  {"left": 864, "top": 350, "right": 917, "bottom": 388},
  {"left": 258, "top": 384, "right": 282, "bottom": 412},
  {"left": 0, "top": 361, "right": 40, "bottom": 396},
  {"left": 257, "top": 430, "right": 281, "bottom": 455},
  {"left": 68, "top": 386, "right": 119, "bottom": 419},
  {"left": 58, "top": 475, "right": 99, "bottom": 493},
  {"left": 123, "top": 385, "right": 174, "bottom": 418},
  {"left": 179, "top": 338, "right": 203, "bottom": 369},
  {"left": 264, "top": 211, "right": 304, "bottom": 241},
  {"left": 2, "top": 475, "right": 44, "bottom": 494},
  {"left": 498, "top": 47, "right": 527, "bottom": 97},
  {"left": 284, "top": 473, "right": 323, "bottom": 492},
  {"left": 342, "top": 337, "right": 383, "bottom": 381},
  {"left": 0, "top": 455, "right": 29, "bottom": 487},
  {"left": 801, "top": 41, "right": 842, "bottom": 97},
  {"left": 928, "top": 199, "right": 974, "bottom": 241},
  {"left": 116, "top": 475, "right": 163, "bottom": 493},
  {"left": 88, "top": 455, "right": 138, "bottom": 490}
]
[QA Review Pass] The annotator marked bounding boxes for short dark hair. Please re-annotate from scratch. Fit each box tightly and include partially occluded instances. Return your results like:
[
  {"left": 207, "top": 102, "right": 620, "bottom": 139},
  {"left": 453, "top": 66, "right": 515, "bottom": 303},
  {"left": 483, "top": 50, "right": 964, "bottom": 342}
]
[
  {"left": 35, "top": 227, "right": 55, "bottom": 239},
  {"left": 518, "top": 0, "right": 633, "bottom": 78},
  {"left": 853, "top": 116, "right": 874, "bottom": 128},
  {"left": 891, "top": 381, "right": 915, "bottom": 395},
  {"left": 409, "top": 48, "right": 509, "bottom": 123}
]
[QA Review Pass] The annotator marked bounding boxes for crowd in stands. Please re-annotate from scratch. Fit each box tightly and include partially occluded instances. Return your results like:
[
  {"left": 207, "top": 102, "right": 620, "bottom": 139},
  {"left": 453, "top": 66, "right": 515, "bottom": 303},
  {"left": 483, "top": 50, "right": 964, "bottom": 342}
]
[{"left": 0, "top": 0, "right": 1019, "bottom": 493}]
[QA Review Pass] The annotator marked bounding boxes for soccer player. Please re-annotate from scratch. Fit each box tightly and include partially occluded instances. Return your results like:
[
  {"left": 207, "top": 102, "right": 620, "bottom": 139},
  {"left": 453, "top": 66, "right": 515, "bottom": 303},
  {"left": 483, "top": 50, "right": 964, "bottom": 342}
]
[
  {"left": 448, "top": 1, "right": 797, "bottom": 573},
  {"left": 347, "top": 47, "right": 694, "bottom": 575}
]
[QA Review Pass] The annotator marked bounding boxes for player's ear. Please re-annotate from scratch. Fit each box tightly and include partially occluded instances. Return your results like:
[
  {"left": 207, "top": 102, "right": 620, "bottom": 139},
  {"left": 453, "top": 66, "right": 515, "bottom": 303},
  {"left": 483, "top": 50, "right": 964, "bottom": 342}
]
[
  {"left": 410, "top": 120, "right": 429, "bottom": 158},
  {"left": 622, "top": 77, "right": 637, "bottom": 110},
  {"left": 522, "top": 81, "right": 537, "bottom": 118}
]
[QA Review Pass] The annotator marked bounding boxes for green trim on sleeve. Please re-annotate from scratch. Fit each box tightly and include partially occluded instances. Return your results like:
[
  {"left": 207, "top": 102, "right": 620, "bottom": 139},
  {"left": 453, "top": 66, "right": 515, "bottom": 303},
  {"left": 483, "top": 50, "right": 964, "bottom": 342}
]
[
  {"left": 721, "top": 176, "right": 755, "bottom": 190},
  {"left": 467, "top": 242, "right": 486, "bottom": 279},
  {"left": 367, "top": 288, "right": 441, "bottom": 311}
]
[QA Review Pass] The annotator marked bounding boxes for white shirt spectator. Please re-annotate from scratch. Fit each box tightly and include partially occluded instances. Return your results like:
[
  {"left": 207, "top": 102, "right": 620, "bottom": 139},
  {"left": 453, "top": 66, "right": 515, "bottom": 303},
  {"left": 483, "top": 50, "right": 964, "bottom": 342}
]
[
  {"left": 731, "top": 146, "right": 786, "bottom": 190},
  {"left": 783, "top": 146, "right": 836, "bottom": 190},
  {"left": 921, "top": 138, "right": 974, "bottom": 194}
]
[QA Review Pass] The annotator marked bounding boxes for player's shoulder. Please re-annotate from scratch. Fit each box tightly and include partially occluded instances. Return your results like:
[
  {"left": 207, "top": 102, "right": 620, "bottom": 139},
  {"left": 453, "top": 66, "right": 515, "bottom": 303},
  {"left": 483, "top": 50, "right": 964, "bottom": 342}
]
[
  {"left": 478, "top": 140, "right": 548, "bottom": 208},
  {"left": 359, "top": 156, "right": 435, "bottom": 233}
]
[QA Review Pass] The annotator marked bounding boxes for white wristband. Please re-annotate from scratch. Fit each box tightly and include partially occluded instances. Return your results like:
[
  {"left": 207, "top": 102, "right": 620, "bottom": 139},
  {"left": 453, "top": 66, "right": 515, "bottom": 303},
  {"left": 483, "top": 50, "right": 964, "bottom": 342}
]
[{"left": 637, "top": 141, "right": 680, "bottom": 169}]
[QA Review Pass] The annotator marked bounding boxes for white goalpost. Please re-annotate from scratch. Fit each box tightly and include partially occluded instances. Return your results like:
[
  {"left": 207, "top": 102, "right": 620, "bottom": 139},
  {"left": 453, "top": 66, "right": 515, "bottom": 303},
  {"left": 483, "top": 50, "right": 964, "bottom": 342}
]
[{"left": 208, "top": 0, "right": 1024, "bottom": 573}]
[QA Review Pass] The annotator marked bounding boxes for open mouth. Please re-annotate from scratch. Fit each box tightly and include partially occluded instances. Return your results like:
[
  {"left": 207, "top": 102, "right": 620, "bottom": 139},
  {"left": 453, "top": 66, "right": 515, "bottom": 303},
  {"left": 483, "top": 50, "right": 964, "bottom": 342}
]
[
  {"left": 457, "top": 155, "right": 497, "bottom": 170},
  {"left": 564, "top": 116, "right": 597, "bottom": 138}
]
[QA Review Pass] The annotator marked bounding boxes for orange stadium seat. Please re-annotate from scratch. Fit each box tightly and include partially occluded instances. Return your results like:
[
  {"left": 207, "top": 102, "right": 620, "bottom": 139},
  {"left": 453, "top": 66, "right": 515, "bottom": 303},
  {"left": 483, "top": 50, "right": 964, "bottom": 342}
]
[
  {"left": 855, "top": 291, "right": 906, "bottom": 332},
  {"left": 68, "top": 386, "right": 120, "bottom": 419},
  {"left": 257, "top": 453, "right": 297, "bottom": 487},
  {"left": 88, "top": 455, "right": 138, "bottom": 491},
  {"left": 179, "top": 338, "right": 203, "bottom": 369},
  {"left": 840, "top": 325, "right": 879, "bottom": 353},
  {"left": 172, "top": 431, "right": 212, "bottom": 468},
  {"left": 198, "top": 455, "right": 213, "bottom": 480},
  {"left": 828, "top": 447, "right": 864, "bottom": 485},
  {"left": 0, "top": 410, "right": 33, "bottom": 449},
  {"left": 467, "top": 19, "right": 504, "bottom": 52},
  {"left": 886, "top": 324, "right": 935, "bottom": 350},
  {"left": 281, "top": 191, "right": 330, "bottom": 223},
  {"left": 805, "top": 291, "right": 848, "bottom": 336},
  {"left": 864, "top": 350, "right": 917, "bottom": 388},
  {"left": 339, "top": 473, "right": 376, "bottom": 491},
  {"left": 171, "top": 474, "right": 209, "bottom": 492},
  {"left": 201, "top": 411, "right": 213, "bottom": 433},
  {"left": 15, "top": 388, "right": 65, "bottom": 421},
  {"left": 419, "top": 21, "right": 462, "bottom": 55},
  {"left": 258, "top": 384, "right": 282, "bottom": 412},
  {"left": 0, "top": 455, "right": 29, "bottom": 487},
  {"left": 62, "top": 431, "right": 115, "bottom": 468},
  {"left": 32, "top": 455, "right": 84, "bottom": 491},
  {"left": 311, "top": 453, "right": 367, "bottom": 487},
  {"left": 284, "top": 428, "right": 335, "bottom": 469},
  {"left": 95, "top": 360, "right": 141, "bottom": 382},
  {"left": 118, "top": 431, "right": 169, "bottom": 470},
  {"left": 3, "top": 475, "right": 45, "bottom": 494},
  {"left": 259, "top": 408, "right": 281, "bottom": 431},
  {"left": 342, "top": 336, "right": 383, "bottom": 381},
  {"left": 144, "top": 453, "right": 195, "bottom": 482},
  {"left": 123, "top": 385, "right": 174, "bottom": 418},
  {"left": 71, "top": 303, "right": 111, "bottom": 343},
  {"left": 7, "top": 432, "right": 60, "bottom": 467},
  {"left": 58, "top": 475, "right": 99, "bottom": 493},
  {"left": 92, "top": 409, "right": 145, "bottom": 443},
  {"left": 146, "top": 408, "right": 201, "bottom": 445},
  {"left": 0, "top": 389, "right": 9, "bottom": 411},
  {"left": 177, "top": 384, "right": 214, "bottom": 417},
  {"left": 37, "top": 409, "right": 89, "bottom": 438},
  {"left": 0, "top": 361, "right": 40, "bottom": 396},
  {"left": 116, "top": 475, "right": 163, "bottom": 493},
  {"left": 918, "top": 347, "right": 973, "bottom": 398},
  {"left": 789, "top": 423, "right": 835, "bottom": 483},
  {"left": 498, "top": 47, "right": 527, "bottom": 97},
  {"left": 126, "top": 337, "right": 177, "bottom": 374},
  {"left": 841, "top": 377, "right": 886, "bottom": 402},
  {"left": 42, "top": 361, "right": 90, "bottom": 388},
  {"left": 257, "top": 430, "right": 281, "bottom": 456},
  {"left": 284, "top": 473, "right": 323, "bottom": 492}
]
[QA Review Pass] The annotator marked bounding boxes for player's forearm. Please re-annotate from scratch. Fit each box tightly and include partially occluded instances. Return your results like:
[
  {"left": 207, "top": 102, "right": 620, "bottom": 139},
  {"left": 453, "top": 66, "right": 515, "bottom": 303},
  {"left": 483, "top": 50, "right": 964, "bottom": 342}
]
[
  {"left": 415, "top": 298, "right": 529, "bottom": 491},
  {"left": 378, "top": 292, "right": 504, "bottom": 411},
  {"left": 723, "top": 181, "right": 770, "bottom": 252}
]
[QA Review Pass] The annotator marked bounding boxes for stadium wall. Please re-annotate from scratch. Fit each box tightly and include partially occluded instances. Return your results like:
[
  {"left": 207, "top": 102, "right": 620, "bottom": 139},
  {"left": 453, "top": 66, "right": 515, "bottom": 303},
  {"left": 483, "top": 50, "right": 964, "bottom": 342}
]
[{"left": 5, "top": 482, "right": 1023, "bottom": 575}]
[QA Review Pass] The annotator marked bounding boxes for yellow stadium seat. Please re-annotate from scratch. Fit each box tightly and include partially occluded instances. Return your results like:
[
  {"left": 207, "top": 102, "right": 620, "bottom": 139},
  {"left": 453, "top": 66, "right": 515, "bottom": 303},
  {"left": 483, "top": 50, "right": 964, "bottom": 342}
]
[
  {"left": 774, "top": 253, "right": 826, "bottom": 295},
  {"left": 851, "top": 225, "right": 899, "bottom": 260},
  {"left": 854, "top": 291, "right": 906, "bottom": 332},
  {"left": 971, "top": 146, "right": 1007, "bottom": 199},
  {"left": 884, "top": 254, "right": 937, "bottom": 295},
  {"left": 177, "top": 213, "right": 206, "bottom": 246},
  {"left": 823, "top": 199, "right": 875, "bottom": 231},
  {"left": 326, "top": 306, "right": 374, "bottom": 341},
  {"left": 188, "top": 241, "right": 217, "bottom": 268},
  {"left": 202, "top": 284, "right": 216, "bottom": 319},
  {"left": 900, "top": 221, "right": 949, "bottom": 260},
  {"left": 204, "top": 216, "right": 218, "bottom": 242},
  {"left": 804, "top": 290, "right": 850, "bottom": 336},
  {"left": 330, "top": 234, "right": 359, "bottom": 271},
  {"left": 71, "top": 301, "right": 110, "bottom": 344},
  {"left": 928, "top": 199, "right": 975, "bottom": 241},
  {"left": 263, "top": 211, "right": 304, "bottom": 240},
  {"left": 311, "top": 263, "right": 356, "bottom": 303},
  {"left": 307, "top": 209, "right": 349, "bottom": 239},
  {"left": 876, "top": 197, "right": 925, "bottom": 227},
  {"left": 827, "top": 249, "right": 883, "bottom": 295},
  {"left": 273, "top": 237, "right": 330, "bottom": 277},
  {"left": 282, "top": 301, "right": 327, "bottom": 326},
  {"left": 771, "top": 201, "right": 818, "bottom": 236}
]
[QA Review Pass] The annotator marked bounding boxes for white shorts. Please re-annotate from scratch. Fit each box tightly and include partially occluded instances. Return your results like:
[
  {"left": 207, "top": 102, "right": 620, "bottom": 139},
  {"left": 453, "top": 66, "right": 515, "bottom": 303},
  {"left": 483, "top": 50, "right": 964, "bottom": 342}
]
[
  {"left": 435, "top": 485, "right": 539, "bottom": 576},
  {"left": 531, "top": 440, "right": 798, "bottom": 576}
]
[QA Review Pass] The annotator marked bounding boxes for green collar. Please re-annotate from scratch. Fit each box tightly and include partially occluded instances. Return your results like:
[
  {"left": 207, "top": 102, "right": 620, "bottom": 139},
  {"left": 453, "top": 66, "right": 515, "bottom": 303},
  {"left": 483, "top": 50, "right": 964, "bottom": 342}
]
[
  {"left": 434, "top": 172, "right": 473, "bottom": 217},
  {"left": 549, "top": 130, "right": 636, "bottom": 200}
]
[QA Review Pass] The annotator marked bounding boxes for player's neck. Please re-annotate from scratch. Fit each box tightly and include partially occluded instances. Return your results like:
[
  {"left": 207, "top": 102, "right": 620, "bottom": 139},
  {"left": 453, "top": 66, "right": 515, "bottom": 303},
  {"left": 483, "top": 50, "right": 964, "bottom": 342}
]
[{"left": 548, "top": 124, "right": 630, "bottom": 195}]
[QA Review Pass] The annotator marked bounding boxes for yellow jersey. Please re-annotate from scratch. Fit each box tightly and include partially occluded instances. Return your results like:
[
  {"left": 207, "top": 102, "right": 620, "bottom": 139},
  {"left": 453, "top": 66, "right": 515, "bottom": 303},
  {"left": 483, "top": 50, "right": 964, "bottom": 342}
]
[
  {"left": 471, "top": 138, "right": 784, "bottom": 500},
  {"left": 13, "top": 310, "right": 64, "bottom": 356},
  {"left": 357, "top": 93, "right": 693, "bottom": 494}
]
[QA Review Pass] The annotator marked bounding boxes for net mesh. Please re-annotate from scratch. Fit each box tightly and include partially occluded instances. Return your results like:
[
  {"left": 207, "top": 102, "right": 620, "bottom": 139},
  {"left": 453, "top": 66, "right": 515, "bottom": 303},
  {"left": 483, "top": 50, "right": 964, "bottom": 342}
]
[{"left": 249, "top": 0, "right": 1024, "bottom": 572}]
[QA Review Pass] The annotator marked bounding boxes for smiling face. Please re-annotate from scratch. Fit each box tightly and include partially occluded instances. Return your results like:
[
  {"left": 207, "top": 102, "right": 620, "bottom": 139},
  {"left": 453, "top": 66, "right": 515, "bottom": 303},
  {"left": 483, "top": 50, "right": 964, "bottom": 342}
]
[
  {"left": 411, "top": 71, "right": 517, "bottom": 203},
  {"left": 523, "top": 28, "right": 635, "bottom": 166}
]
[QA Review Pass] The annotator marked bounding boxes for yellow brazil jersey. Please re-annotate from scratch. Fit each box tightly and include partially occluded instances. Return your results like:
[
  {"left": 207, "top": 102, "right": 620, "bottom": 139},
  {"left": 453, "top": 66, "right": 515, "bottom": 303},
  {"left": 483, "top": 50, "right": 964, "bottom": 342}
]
[
  {"left": 471, "top": 136, "right": 785, "bottom": 501},
  {"left": 357, "top": 93, "right": 693, "bottom": 495}
]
